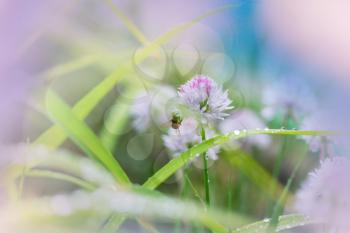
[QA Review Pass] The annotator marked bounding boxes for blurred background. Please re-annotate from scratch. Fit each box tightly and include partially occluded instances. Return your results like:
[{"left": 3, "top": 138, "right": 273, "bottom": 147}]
[{"left": 0, "top": 0, "right": 349, "bottom": 232}]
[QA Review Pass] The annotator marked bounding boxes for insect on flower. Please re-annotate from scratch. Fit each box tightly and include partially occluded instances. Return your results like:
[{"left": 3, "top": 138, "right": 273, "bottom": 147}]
[{"left": 170, "top": 112, "right": 183, "bottom": 130}]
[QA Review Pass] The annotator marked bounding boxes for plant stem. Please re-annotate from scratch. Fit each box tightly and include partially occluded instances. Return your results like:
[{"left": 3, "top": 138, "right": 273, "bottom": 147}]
[
  {"left": 201, "top": 126, "right": 210, "bottom": 207},
  {"left": 269, "top": 114, "right": 291, "bottom": 215}
]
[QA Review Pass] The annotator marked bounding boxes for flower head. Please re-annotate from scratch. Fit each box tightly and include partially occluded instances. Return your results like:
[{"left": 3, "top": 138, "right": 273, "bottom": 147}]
[
  {"left": 295, "top": 157, "right": 350, "bottom": 232},
  {"left": 162, "top": 118, "right": 218, "bottom": 160},
  {"left": 178, "top": 75, "right": 233, "bottom": 120}
]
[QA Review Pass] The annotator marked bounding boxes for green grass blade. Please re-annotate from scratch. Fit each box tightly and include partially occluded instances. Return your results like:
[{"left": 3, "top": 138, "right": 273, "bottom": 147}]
[
  {"left": 231, "top": 214, "right": 311, "bottom": 233},
  {"left": 134, "top": 4, "right": 236, "bottom": 64},
  {"left": 200, "top": 216, "right": 230, "bottom": 233},
  {"left": 200, "top": 126, "right": 211, "bottom": 206},
  {"left": 100, "top": 214, "right": 127, "bottom": 233},
  {"left": 104, "top": 0, "right": 149, "bottom": 46},
  {"left": 24, "top": 169, "right": 97, "bottom": 191},
  {"left": 269, "top": 157, "right": 305, "bottom": 228},
  {"left": 5, "top": 186, "right": 251, "bottom": 233},
  {"left": 137, "top": 219, "right": 161, "bottom": 233},
  {"left": 143, "top": 129, "right": 334, "bottom": 189},
  {"left": 45, "top": 90, "right": 130, "bottom": 185},
  {"left": 221, "top": 150, "right": 287, "bottom": 201},
  {"left": 99, "top": 84, "right": 138, "bottom": 150},
  {"left": 43, "top": 55, "right": 98, "bottom": 82},
  {"left": 35, "top": 64, "right": 131, "bottom": 147}
]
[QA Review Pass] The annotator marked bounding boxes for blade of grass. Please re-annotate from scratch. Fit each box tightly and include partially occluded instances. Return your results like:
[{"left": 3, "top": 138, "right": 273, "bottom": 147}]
[
  {"left": 99, "top": 84, "right": 138, "bottom": 150},
  {"left": 137, "top": 130, "right": 330, "bottom": 232},
  {"left": 269, "top": 156, "right": 305, "bottom": 229},
  {"left": 201, "top": 126, "right": 210, "bottom": 207},
  {"left": 104, "top": 0, "right": 149, "bottom": 46},
  {"left": 35, "top": 64, "right": 131, "bottom": 148},
  {"left": 5, "top": 186, "right": 252, "bottom": 232},
  {"left": 134, "top": 4, "right": 237, "bottom": 65},
  {"left": 34, "top": 3, "right": 237, "bottom": 149},
  {"left": 45, "top": 90, "right": 130, "bottom": 185},
  {"left": 137, "top": 219, "right": 161, "bottom": 233},
  {"left": 143, "top": 129, "right": 334, "bottom": 190},
  {"left": 43, "top": 55, "right": 99, "bottom": 82},
  {"left": 112, "top": 130, "right": 331, "bottom": 233},
  {"left": 100, "top": 214, "right": 127, "bottom": 233},
  {"left": 184, "top": 174, "right": 206, "bottom": 207},
  {"left": 221, "top": 150, "right": 286, "bottom": 201},
  {"left": 231, "top": 214, "right": 311, "bottom": 233},
  {"left": 268, "top": 135, "right": 289, "bottom": 215},
  {"left": 23, "top": 169, "right": 97, "bottom": 191},
  {"left": 200, "top": 216, "right": 229, "bottom": 233}
]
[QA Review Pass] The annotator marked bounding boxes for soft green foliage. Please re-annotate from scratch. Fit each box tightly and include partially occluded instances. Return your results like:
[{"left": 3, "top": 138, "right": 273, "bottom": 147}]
[
  {"left": 45, "top": 90, "right": 130, "bottom": 185},
  {"left": 32, "top": 91, "right": 327, "bottom": 233},
  {"left": 221, "top": 150, "right": 287, "bottom": 201},
  {"left": 99, "top": 84, "right": 138, "bottom": 150}
]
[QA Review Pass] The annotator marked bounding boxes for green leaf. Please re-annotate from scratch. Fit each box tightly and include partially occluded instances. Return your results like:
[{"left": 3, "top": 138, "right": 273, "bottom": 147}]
[
  {"left": 143, "top": 129, "right": 334, "bottom": 190},
  {"left": 45, "top": 90, "right": 130, "bottom": 185}
]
